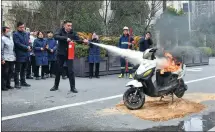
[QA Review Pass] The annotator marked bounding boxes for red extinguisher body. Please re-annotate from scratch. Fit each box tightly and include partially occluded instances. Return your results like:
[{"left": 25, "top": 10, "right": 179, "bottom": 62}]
[{"left": 68, "top": 41, "right": 75, "bottom": 60}]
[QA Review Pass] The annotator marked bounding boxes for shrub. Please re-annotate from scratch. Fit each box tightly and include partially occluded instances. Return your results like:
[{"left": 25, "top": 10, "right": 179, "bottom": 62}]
[
  {"left": 75, "top": 43, "right": 107, "bottom": 59},
  {"left": 100, "top": 36, "right": 119, "bottom": 46},
  {"left": 212, "top": 49, "right": 215, "bottom": 57},
  {"left": 198, "top": 47, "right": 213, "bottom": 57}
]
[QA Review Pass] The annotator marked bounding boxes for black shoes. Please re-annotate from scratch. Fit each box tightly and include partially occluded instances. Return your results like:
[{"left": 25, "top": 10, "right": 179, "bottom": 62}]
[
  {"left": 14, "top": 84, "right": 21, "bottom": 89},
  {"left": 50, "top": 86, "right": 78, "bottom": 93},
  {"left": 62, "top": 76, "right": 67, "bottom": 80},
  {"left": 21, "top": 82, "right": 31, "bottom": 87},
  {"left": 70, "top": 88, "right": 78, "bottom": 93},
  {"left": 35, "top": 77, "right": 40, "bottom": 80},
  {"left": 6, "top": 86, "right": 14, "bottom": 89},
  {"left": 50, "top": 86, "right": 58, "bottom": 91},
  {"left": 41, "top": 76, "right": 46, "bottom": 80},
  {"left": 26, "top": 76, "right": 34, "bottom": 79}
]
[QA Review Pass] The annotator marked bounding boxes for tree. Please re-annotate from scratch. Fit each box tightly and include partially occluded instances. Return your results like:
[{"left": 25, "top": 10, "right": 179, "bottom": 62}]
[
  {"left": 3, "top": 1, "right": 39, "bottom": 30},
  {"left": 107, "top": 1, "right": 162, "bottom": 36},
  {"left": 37, "top": 1, "right": 103, "bottom": 33}
]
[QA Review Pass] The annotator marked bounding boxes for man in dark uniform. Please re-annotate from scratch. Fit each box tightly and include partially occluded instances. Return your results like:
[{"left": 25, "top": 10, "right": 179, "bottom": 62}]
[
  {"left": 13, "top": 22, "right": 31, "bottom": 88},
  {"left": 118, "top": 26, "right": 134, "bottom": 79},
  {"left": 138, "top": 31, "right": 153, "bottom": 52},
  {"left": 50, "top": 20, "right": 88, "bottom": 93}
]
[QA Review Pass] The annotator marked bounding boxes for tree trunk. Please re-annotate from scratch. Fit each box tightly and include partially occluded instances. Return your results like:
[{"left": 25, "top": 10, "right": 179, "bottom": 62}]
[{"left": 163, "top": 0, "right": 166, "bottom": 11}]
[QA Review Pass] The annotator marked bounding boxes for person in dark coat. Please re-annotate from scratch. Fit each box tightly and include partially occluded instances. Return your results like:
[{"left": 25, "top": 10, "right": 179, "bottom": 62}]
[
  {"left": 13, "top": 22, "right": 31, "bottom": 88},
  {"left": 118, "top": 26, "right": 134, "bottom": 79},
  {"left": 46, "top": 31, "right": 57, "bottom": 78},
  {"left": 138, "top": 31, "right": 153, "bottom": 52},
  {"left": 1, "top": 26, "right": 16, "bottom": 91},
  {"left": 50, "top": 20, "right": 89, "bottom": 93},
  {"left": 33, "top": 31, "right": 49, "bottom": 80},
  {"left": 88, "top": 33, "right": 100, "bottom": 79}
]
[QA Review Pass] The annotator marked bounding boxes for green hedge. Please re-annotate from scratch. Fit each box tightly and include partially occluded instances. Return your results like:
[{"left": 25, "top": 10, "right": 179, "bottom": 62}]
[
  {"left": 198, "top": 47, "right": 213, "bottom": 57},
  {"left": 75, "top": 44, "right": 107, "bottom": 59},
  {"left": 74, "top": 37, "right": 119, "bottom": 59}
]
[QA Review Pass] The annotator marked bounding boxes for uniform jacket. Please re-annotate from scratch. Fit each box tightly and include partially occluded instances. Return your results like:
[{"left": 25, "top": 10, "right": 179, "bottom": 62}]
[
  {"left": 54, "top": 28, "right": 83, "bottom": 56},
  {"left": 88, "top": 39, "right": 100, "bottom": 63},
  {"left": 1, "top": 35, "right": 16, "bottom": 61},
  {"left": 13, "top": 31, "right": 30, "bottom": 62},
  {"left": 46, "top": 38, "right": 57, "bottom": 61},
  {"left": 118, "top": 34, "right": 134, "bottom": 49},
  {"left": 33, "top": 38, "right": 48, "bottom": 66}
]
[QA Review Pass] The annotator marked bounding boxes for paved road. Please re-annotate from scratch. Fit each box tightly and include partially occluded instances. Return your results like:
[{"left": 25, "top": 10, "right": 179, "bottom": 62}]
[{"left": 2, "top": 58, "right": 215, "bottom": 131}]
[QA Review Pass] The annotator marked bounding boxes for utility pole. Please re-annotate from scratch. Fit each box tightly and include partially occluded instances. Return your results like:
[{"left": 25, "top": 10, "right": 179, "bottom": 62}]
[
  {"left": 175, "top": 28, "right": 179, "bottom": 47},
  {"left": 188, "top": 1, "right": 191, "bottom": 40},
  {"left": 163, "top": 0, "right": 166, "bottom": 12},
  {"left": 204, "top": 35, "right": 206, "bottom": 47},
  {"left": 156, "top": 30, "right": 160, "bottom": 48}
]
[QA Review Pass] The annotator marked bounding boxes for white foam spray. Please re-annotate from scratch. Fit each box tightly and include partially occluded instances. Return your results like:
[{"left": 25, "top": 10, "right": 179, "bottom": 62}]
[
  {"left": 91, "top": 42, "right": 174, "bottom": 70},
  {"left": 91, "top": 42, "right": 144, "bottom": 65}
]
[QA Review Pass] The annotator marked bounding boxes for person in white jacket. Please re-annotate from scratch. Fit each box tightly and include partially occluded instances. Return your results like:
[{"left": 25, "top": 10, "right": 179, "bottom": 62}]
[
  {"left": 27, "top": 31, "right": 38, "bottom": 78},
  {"left": 1, "top": 26, "right": 16, "bottom": 91}
]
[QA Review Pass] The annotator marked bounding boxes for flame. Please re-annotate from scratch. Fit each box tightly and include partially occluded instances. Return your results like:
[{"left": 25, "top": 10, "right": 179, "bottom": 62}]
[{"left": 160, "top": 52, "right": 182, "bottom": 74}]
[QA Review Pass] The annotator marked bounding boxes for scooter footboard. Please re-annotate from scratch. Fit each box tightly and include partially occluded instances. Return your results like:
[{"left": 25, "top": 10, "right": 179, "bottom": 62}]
[{"left": 126, "top": 80, "right": 143, "bottom": 88}]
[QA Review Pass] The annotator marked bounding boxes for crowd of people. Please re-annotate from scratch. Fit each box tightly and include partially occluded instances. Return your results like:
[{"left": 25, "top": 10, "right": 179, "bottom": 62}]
[{"left": 1, "top": 20, "right": 153, "bottom": 92}]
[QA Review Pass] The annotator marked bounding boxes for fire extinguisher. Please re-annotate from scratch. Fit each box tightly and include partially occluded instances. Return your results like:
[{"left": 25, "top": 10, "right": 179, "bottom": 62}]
[{"left": 68, "top": 41, "right": 75, "bottom": 60}]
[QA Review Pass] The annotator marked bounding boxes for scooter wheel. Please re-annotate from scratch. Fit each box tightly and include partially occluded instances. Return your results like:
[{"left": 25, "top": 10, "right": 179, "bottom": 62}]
[
  {"left": 123, "top": 87, "right": 145, "bottom": 110},
  {"left": 174, "top": 84, "right": 187, "bottom": 98}
]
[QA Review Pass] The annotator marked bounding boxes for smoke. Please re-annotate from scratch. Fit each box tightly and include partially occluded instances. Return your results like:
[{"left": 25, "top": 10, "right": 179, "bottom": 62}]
[
  {"left": 91, "top": 42, "right": 144, "bottom": 65},
  {"left": 155, "top": 7, "right": 215, "bottom": 51}
]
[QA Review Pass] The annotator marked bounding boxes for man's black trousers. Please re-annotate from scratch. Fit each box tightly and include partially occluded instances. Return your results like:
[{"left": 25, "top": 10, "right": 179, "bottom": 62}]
[
  {"left": 1, "top": 61, "right": 14, "bottom": 89},
  {"left": 14, "top": 61, "right": 28, "bottom": 85},
  {"left": 27, "top": 55, "right": 36, "bottom": 77},
  {"left": 54, "top": 55, "right": 75, "bottom": 89}
]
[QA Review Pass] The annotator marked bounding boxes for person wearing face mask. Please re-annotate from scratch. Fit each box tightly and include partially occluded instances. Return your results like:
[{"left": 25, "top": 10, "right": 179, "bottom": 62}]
[
  {"left": 1, "top": 26, "right": 16, "bottom": 91},
  {"left": 33, "top": 31, "right": 49, "bottom": 80},
  {"left": 13, "top": 22, "right": 31, "bottom": 88},
  {"left": 46, "top": 31, "right": 57, "bottom": 78},
  {"left": 88, "top": 33, "right": 101, "bottom": 79},
  {"left": 138, "top": 31, "right": 153, "bottom": 52}
]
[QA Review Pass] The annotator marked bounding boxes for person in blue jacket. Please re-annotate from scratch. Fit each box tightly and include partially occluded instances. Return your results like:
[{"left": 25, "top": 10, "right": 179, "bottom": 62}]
[
  {"left": 13, "top": 22, "right": 31, "bottom": 88},
  {"left": 33, "top": 31, "right": 49, "bottom": 80},
  {"left": 88, "top": 33, "right": 100, "bottom": 79},
  {"left": 118, "top": 26, "right": 134, "bottom": 79},
  {"left": 46, "top": 31, "right": 57, "bottom": 78}
]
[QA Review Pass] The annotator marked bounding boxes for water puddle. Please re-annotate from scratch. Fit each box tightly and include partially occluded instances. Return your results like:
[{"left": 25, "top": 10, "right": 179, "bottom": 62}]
[{"left": 143, "top": 112, "right": 215, "bottom": 131}]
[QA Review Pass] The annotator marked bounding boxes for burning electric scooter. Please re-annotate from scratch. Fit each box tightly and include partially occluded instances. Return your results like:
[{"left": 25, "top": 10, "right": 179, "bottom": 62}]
[{"left": 91, "top": 42, "right": 188, "bottom": 110}]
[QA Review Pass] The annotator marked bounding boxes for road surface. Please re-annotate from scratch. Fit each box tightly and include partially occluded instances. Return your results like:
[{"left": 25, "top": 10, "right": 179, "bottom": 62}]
[{"left": 2, "top": 58, "right": 215, "bottom": 131}]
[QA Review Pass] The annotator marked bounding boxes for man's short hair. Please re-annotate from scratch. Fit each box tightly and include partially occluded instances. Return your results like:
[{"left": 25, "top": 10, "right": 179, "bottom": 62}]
[
  {"left": 2, "top": 26, "right": 10, "bottom": 33},
  {"left": 17, "top": 22, "right": 24, "bottom": 27},
  {"left": 145, "top": 31, "right": 151, "bottom": 35},
  {"left": 63, "top": 20, "right": 72, "bottom": 24},
  {"left": 47, "top": 31, "right": 53, "bottom": 34}
]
